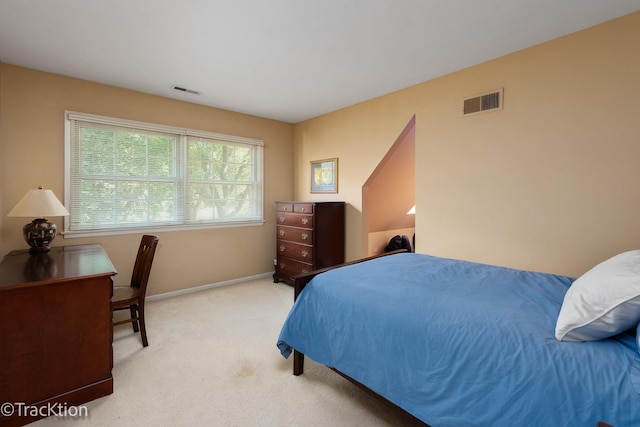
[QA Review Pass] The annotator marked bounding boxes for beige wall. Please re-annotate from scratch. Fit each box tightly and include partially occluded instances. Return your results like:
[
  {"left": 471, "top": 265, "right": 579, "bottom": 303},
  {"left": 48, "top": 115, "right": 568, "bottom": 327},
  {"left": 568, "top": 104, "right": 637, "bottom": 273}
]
[
  {"left": 293, "top": 12, "right": 640, "bottom": 277},
  {"left": 363, "top": 116, "right": 415, "bottom": 256},
  {"left": 364, "top": 118, "right": 415, "bottom": 233},
  {"left": 2, "top": 12, "right": 639, "bottom": 293},
  {"left": 292, "top": 93, "right": 419, "bottom": 263},
  {"left": 0, "top": 64, "right": 294, "bottom": 295}
]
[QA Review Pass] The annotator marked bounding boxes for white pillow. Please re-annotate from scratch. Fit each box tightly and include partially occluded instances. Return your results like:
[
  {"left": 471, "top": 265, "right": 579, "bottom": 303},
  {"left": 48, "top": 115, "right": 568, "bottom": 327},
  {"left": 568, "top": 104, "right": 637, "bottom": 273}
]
[{"left": 555, "top": 250, "right": 640, "bottom": 342}]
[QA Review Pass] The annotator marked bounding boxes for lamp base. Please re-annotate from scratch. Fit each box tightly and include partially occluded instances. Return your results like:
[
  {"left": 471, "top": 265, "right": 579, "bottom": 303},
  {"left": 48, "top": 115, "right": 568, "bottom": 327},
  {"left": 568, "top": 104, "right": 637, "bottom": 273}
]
[{"left": 23, "top": 218, "right": 57, "bottom": 253}]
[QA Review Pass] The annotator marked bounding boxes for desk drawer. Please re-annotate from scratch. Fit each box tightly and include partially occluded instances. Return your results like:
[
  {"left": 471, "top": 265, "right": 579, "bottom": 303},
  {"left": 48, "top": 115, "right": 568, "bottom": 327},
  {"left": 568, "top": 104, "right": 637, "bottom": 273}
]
[{"left": 277, "top": 226, "right": 313, "bottom": 245}]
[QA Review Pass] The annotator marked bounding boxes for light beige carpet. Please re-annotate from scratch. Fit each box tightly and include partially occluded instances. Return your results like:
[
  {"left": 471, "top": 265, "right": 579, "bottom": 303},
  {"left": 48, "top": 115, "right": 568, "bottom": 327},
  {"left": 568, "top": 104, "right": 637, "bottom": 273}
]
[{"left": 33, "top": 278, "right": 424, "bottom": 427}]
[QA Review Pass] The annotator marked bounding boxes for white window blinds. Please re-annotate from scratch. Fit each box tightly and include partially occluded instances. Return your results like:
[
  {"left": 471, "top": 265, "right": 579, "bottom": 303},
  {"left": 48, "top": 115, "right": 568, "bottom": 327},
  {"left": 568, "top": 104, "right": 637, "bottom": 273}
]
[{"left": 65, "top": 112, "right": 263, "bottom": 236}]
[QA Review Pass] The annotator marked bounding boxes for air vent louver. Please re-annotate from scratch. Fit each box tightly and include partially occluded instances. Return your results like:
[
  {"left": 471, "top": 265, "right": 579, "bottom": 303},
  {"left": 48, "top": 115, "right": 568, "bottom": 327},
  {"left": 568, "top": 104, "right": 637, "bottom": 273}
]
[
  {"left": 463, "top": 88, "right": 503, "bottom": 116},
  {"left": 173, "top": 86, "right": 200, "bottom": 95}
]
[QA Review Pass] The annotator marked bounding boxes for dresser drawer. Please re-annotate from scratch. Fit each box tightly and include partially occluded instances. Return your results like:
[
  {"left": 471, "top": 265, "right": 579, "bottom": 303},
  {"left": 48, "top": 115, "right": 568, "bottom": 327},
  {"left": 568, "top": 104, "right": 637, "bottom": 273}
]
[
  {"left": 277, "top": 240, "right": 313, "bottom": 262},
  {"left": 276, "top": 256, "right": 313, "bottom": 278},
  {"left": 276, "top": 212, "right": 314, "bottom": 228},
  {"left": 276, "top": 202, "right": 294, "bottom": 212},
  {"left": 277, "top": 226, "right": 313, "bottom": 245},
  {"left": 293, "top": 203, "right": 313, "bottom": 214}
]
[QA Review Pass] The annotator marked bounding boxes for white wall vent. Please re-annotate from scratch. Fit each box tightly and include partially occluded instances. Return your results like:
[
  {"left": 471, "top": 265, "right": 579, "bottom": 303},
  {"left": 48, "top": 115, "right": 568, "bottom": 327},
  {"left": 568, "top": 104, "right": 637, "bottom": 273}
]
[
  {"left": 173, "top": 85, "right": 200, "bottom": 95},
  {"left": 463, "top": 88, "right": 503, "bottom": 116}
]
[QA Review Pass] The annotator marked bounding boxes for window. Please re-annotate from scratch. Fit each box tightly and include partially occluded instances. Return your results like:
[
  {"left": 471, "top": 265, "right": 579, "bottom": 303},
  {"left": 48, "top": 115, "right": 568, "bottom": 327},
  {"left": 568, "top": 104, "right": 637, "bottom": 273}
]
[{"left": 65, "top": 112, "right": 263, "bottom": 237}]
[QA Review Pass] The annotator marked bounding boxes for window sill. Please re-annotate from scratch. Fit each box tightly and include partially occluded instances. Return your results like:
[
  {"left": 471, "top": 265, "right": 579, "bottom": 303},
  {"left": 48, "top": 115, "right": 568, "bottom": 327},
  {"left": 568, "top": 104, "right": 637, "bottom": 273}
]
[{"left": 62, "top": 220, "right": 265, "bottom": 239}]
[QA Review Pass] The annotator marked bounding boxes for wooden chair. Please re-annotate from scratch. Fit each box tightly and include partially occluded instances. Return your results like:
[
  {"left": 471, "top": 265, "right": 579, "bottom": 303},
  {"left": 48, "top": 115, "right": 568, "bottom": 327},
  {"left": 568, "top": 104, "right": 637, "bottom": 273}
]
[{"left": 111, "top": 235, "right": 159, "bottom": 347}]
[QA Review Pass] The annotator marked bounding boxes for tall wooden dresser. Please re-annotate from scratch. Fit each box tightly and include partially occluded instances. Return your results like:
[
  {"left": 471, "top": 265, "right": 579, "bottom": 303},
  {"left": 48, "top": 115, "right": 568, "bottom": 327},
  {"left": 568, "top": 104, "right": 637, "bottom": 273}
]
[{"left": 273, "top": 201, "right": 345, "bottom": 285}]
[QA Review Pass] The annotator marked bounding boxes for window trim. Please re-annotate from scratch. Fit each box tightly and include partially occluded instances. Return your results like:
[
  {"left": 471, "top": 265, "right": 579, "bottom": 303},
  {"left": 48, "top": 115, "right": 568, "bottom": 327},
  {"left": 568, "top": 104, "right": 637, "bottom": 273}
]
[{"left": 63, "top": 111, "right": 264, "bottom": 238}]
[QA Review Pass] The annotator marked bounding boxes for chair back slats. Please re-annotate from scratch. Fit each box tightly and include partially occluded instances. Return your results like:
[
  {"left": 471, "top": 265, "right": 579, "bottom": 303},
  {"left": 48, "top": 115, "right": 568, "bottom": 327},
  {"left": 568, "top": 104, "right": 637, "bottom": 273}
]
[{"left": 131, "top": 235, "right": 159, "bottom": 292}]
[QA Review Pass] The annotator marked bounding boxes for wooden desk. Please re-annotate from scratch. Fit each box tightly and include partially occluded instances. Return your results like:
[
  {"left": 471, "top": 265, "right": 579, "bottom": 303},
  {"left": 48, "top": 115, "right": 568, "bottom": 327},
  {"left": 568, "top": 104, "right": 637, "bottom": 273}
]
[{"left": 0, "top": 244, "right": 116, "bottom": 426}]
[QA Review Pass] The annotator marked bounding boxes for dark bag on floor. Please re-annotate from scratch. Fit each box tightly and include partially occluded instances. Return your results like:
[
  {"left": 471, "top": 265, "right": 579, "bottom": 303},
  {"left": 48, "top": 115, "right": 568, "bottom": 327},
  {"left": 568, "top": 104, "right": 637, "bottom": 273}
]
[{"left": 384, "top": 234, "right": 412, "bottom": 253}]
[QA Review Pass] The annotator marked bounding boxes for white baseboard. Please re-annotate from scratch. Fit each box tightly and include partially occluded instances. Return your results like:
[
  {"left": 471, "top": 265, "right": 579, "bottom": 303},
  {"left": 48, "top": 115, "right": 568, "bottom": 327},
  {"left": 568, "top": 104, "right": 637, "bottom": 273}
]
[{"left": 146, "top": 271, "right": 274, "bottom": 302}]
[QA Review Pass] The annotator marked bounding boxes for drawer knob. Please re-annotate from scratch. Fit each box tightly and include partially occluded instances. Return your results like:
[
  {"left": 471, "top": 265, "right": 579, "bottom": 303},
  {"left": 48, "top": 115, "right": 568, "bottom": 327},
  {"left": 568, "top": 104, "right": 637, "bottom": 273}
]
[
  {"left": 301, "top": 269, "right": 308, "bottom": 273},
  {"left": 279, "top": 216, "right": 285, "bottom": 223},
  {"left": 279, "top": 230, "right": 285, "bottom": 236},
  {"left": 301, "top": 250, "right": 308, "bottom": 258},
  {"left": 301, "top": 218, "right": 308, "bottom": 225},
  {"left": 279, "top": 263, "right": 286, "bottom": 269},
  {"left": 300, "top": 207, "right": 306, "bottom": 212},
  {"left": 279, "top": 245, "right": 285, "bottom": 252},
  {"left": 301, "top": 232, "right": 308, "bottom": 240}
]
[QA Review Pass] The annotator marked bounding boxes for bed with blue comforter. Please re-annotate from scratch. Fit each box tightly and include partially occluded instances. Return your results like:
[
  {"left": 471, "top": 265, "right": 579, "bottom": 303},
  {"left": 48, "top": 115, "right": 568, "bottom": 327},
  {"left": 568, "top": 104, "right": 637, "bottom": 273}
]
[{"left": 277, "top": 252, "right": 640, "bottom": 426}]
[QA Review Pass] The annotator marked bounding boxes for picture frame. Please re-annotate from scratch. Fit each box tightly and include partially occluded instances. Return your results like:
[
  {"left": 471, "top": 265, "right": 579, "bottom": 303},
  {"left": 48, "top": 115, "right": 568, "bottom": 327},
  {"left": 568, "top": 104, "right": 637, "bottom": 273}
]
[{"left": 310, "top": 158, "right": 338, "bottom": 193}]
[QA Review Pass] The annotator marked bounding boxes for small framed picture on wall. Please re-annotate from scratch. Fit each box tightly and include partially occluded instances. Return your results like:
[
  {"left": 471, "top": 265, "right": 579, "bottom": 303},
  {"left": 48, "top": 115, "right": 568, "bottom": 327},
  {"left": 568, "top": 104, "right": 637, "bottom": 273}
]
[{"left": 310, "top": 158, "right": 338, "bottom": 193}]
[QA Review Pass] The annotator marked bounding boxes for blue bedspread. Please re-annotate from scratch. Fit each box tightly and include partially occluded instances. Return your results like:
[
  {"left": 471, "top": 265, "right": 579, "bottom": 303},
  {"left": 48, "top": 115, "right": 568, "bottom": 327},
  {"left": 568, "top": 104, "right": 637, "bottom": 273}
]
[{"left": 277, "top": 253, "right": 640, "bottom": 426}]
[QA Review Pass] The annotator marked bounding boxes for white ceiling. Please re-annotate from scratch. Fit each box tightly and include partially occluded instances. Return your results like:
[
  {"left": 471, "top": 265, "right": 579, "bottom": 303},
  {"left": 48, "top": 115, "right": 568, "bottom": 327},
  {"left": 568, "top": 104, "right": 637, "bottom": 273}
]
[{"left": 1, "top": 1, "right": 639, "bottom": 124}]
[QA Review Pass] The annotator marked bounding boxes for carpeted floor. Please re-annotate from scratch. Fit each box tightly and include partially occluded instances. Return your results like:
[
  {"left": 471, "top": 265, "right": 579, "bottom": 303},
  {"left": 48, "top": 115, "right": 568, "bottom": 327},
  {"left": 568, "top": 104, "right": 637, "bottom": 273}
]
[{"left": 33, "top": 278, "right": 425, "bottom": 426}]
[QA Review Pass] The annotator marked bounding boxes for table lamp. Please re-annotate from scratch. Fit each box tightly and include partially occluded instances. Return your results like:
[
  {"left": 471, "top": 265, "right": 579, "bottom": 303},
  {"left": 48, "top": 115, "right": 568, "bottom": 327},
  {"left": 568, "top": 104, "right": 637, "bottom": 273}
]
[{"left": 7, "top": 186, "right": 70, "bottom": 253}]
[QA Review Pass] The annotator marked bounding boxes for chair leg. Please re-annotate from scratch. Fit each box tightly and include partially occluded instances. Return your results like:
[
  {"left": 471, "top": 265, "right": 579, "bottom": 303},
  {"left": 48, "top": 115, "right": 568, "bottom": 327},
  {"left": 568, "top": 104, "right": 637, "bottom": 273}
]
[
  {"left": 138, "top": 301, "right": 148, "bottom": 347},
  {"left": 130, "top": 305, "right": 139, "bottom": 332}
]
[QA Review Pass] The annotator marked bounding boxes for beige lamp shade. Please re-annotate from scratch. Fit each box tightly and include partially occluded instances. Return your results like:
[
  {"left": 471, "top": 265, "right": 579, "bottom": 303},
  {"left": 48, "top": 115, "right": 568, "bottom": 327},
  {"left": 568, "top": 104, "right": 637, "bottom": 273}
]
[
  {"left": 7, "top": 187, "right": 69, "bottom": 253},
  {"left": 7, "top": 187, "right": 70, "bottom": 218}
]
